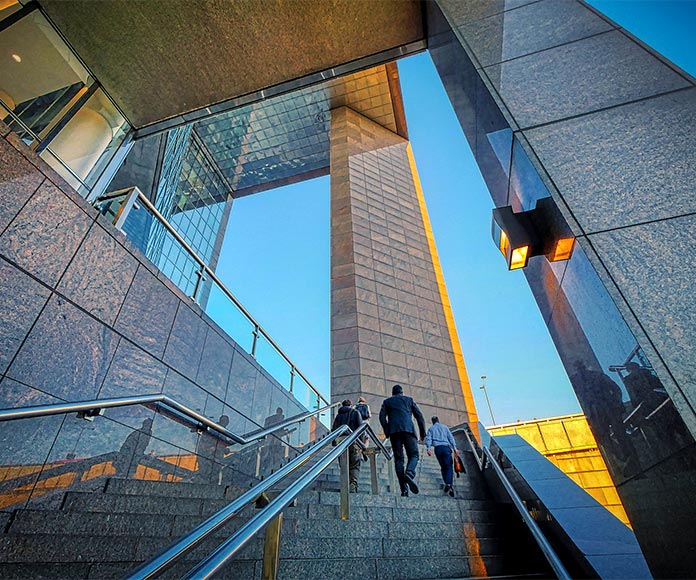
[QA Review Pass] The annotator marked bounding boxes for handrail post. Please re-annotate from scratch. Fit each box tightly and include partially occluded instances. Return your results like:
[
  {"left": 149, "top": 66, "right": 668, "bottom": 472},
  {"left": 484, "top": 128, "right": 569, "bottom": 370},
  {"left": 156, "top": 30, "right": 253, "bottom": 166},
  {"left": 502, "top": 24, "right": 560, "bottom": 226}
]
[
  {"left": 339, "top": 445, "right": 350, "bottom": 520},
  {"left": 189, "top": 265, "right": 207, "bottom": 304},
  {"left": 251, "top": 325, "right": 260, "bottom": 358},
  {"left": 289, "top": 366, "right": 295, "bottom": 394},
  {"left": 369, "top": 450, "right": 379, "bottom": 495},
  {"left": 261, "top": 513, "right": 283, "bottom": 580}
]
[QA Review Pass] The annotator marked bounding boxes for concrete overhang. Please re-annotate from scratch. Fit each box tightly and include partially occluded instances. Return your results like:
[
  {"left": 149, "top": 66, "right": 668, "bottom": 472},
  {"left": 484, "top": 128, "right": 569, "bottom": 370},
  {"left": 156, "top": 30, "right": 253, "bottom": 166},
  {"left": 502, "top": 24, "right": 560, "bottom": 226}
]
[{"left": 37, "top": 0, "right": 424, "bottom": 133}]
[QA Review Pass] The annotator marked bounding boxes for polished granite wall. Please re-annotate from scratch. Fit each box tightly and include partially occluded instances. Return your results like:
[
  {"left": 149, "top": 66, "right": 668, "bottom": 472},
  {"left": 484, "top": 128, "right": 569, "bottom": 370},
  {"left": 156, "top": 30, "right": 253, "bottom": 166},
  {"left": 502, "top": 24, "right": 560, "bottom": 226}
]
[
  {"left": 329, "top": 106, "right": 476, "bottom": 428},
  {"left": 0, "top": 121, "right": 318, "bottom": 512},
  {"left": 430, "top": 0, "right": 696, "bottom": 576}
]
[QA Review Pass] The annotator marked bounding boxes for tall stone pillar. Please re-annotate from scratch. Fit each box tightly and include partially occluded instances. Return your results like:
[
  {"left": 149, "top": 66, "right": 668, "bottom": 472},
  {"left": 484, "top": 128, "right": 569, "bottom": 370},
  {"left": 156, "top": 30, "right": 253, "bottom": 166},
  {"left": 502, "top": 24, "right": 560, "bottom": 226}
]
[{"left": 330, "top": 106, "right": 477, "bottom": 427}]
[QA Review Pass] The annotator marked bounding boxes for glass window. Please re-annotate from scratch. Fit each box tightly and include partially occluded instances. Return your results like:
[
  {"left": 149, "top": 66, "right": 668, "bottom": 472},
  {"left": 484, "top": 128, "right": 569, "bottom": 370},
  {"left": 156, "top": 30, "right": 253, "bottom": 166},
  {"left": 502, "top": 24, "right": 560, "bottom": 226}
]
[
  {"left": 41, "top": 88, "right": 128, "bottom": 194},
  {"left": 0, "top": 10, "right": 92, "bottom": 146}
]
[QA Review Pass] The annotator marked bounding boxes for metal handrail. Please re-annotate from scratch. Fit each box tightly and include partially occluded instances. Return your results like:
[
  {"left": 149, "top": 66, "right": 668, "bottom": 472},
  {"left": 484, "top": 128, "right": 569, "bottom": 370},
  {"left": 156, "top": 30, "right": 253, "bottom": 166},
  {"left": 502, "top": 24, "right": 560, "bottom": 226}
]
[
  {"left": 128, "top": 423, "right": 377, "bottom": 580},
  {"left": 0, "top": 395, "right": 339, "bottom": 447},
  {"left": 363, "top": 423, "right": 393, "bottom": 460},
  {"left": 182, "top": 424, "right": 370, "bottom": 580},
  {"left": 126, "top": 424, "right": 353, "bottom": 580},
  {"left": 455, "top": 425, "right": 571, "bottom": 580},
  {"left": 95, "top": 186, "right": 329, "bottom": 409}
]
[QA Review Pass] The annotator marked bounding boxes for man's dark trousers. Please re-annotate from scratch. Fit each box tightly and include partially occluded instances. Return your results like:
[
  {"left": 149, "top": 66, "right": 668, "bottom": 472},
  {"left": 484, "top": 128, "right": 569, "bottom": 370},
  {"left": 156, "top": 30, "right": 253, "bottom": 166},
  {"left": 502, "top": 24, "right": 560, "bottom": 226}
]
[
  {"left": 434, "top": 445, "right": 454, "bottom": 486},
  {"left": 390, "top": 432, "right": 419, "bottom": 492}
]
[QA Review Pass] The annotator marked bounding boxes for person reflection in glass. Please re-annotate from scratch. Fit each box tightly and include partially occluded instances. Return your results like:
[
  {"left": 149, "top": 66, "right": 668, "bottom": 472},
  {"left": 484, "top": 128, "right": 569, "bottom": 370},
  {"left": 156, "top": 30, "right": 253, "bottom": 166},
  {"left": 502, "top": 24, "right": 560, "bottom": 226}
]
[
  {"left": 195, "top": 415, "right": 230, "bottom": 485},
  {"left": 623, "top": 363, "right": 693, "bottom": 453},
  {"left": 262, "top": 407, "right": 288, "bottom": 472},
  {"left": 113, "top": 418, "right": 153, "bottom": 478},
  {"left": 571, "top": 361, "right": 636, "bottom": 475}
]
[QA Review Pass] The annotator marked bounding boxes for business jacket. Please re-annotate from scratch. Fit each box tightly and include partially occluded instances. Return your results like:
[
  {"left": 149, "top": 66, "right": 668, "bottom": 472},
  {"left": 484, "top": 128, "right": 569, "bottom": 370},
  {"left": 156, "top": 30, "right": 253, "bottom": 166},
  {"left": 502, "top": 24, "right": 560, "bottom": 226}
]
[{"left": 379, "top": 394, "right": 426, "bottom": 439}]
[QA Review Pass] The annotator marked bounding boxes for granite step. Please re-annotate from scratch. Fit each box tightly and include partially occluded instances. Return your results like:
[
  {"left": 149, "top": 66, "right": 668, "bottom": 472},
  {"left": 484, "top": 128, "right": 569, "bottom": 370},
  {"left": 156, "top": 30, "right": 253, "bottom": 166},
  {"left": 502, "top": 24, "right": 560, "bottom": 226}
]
[
  {"left": 103, "top": 478, "right": 246, "bottom": 499},
  {"left": 0, "top": 532, "right": 262, "bottom": 563}
]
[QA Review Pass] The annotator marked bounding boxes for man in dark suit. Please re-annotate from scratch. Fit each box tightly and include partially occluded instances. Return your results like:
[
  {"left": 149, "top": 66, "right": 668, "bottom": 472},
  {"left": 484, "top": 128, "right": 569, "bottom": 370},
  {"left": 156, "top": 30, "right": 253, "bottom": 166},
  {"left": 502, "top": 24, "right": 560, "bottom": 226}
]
[{"left": 379, "top": 384, "right": 426, "bottom": 496}]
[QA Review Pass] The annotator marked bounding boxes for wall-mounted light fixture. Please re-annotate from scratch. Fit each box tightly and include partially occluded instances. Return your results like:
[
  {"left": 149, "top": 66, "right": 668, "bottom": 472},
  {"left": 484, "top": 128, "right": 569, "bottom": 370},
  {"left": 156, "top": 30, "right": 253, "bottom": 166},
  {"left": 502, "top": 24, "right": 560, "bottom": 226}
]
[{"left": 491, "top": 197, "right": 575, "bottom": 270}]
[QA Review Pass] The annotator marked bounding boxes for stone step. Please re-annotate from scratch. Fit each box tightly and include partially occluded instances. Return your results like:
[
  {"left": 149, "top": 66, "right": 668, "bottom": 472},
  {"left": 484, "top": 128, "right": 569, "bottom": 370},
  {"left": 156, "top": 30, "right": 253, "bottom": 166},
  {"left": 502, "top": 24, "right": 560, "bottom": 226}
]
[
  {"left": 0, "top": 532, "right": 261, "bottom": 564},
  {"left": 0, "top": 559, "right": 257, "bottom": 580},
  {"left": 61, "top": 491, "right": 232, "bottom": 516},
  {"left": 273, "top": 554, "right": 515, "bottom": 580},
  {"left": 300, "top": 503, "right": 496, "bottom": 524},
  {"left": 281, "top": 519, "right": 475, "bottom": 539},
  {"left": 103, "top": 478, "right": 243, "bottom": 499},
  {"left": 7, "top": 509, "right": 262, "bottom": 538},
  {"left": 298, "top": 490, "right": 491, "bottom": 509}
]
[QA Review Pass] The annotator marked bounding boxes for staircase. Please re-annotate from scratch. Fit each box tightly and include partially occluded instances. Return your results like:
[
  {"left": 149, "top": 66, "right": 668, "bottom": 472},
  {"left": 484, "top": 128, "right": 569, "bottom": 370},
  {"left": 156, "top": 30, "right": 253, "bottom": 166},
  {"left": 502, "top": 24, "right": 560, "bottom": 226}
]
[{"left": 0, "top": 447, "right": 549, "bottom": 579}]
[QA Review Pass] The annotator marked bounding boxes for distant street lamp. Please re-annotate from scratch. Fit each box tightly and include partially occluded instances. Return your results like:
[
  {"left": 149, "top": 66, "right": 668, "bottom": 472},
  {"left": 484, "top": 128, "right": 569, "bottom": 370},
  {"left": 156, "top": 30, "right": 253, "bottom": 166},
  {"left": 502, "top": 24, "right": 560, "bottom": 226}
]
[{"left": 479, "top": 375, "right": 496, "bottom": 426}]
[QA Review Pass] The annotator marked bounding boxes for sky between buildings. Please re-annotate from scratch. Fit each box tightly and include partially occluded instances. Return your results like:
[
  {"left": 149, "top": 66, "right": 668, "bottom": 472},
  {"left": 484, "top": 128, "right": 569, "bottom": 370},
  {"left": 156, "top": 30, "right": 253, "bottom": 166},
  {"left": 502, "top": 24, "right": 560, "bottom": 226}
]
[{"left": 214, "top": 1, "right": 696, "bottom": 427}]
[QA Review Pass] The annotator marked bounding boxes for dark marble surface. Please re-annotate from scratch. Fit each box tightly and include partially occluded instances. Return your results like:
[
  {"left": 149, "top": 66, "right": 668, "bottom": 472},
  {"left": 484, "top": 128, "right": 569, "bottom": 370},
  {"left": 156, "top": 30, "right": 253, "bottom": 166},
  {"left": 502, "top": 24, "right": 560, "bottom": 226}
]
[
  {"left": 163, "top": 303, "right": 207, "bottom": 382},
  {"left": 458, "top": 0, "right": 612, "bottom": 68},
  {"left": 0, "top": 138, "right": 45, "bottom": 236},
  {"left": 0, "top": 257, "right": 51, "bottom": 375},
  {"left": 0, "top": 181, "right": 93, "bottom": 287},
  {"left": 58, "top": 223, "right": 139, "bottom": 326},
  {"left": 195, "top": 327, "right": 234, "bottom": 401},
  {"left": 7, "top": 295, "right": 119, "bottom": 400},
  {"left": 487, "top": 30, "right": 690, "bottom": 129},
  {"left": 589, "top": 215, "right": 696, "bottom": 419},
  {"left": 114, "top": 265, "right": 178, "bottom": 359},
  {"left": 526, "top": 88, "right": 696, "bottom": 232},
  {"left": 495, "top": 435, "right": 650, "bottom": 577}
]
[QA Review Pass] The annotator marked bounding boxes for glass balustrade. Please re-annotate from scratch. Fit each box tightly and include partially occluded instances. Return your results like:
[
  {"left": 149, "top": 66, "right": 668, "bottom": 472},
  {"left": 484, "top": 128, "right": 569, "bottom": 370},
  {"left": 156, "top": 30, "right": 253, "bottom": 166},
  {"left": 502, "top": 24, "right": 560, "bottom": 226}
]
[{"left": 94, "top": 188, "right": 330, "bottom": 427}]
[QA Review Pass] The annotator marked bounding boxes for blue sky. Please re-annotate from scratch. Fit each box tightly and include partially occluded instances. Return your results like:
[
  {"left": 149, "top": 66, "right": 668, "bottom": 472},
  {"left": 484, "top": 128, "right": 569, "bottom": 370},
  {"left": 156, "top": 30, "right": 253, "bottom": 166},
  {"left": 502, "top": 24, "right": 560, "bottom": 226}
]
[{"left": 214, "top": 1, "right": 695, "bottom": 426}]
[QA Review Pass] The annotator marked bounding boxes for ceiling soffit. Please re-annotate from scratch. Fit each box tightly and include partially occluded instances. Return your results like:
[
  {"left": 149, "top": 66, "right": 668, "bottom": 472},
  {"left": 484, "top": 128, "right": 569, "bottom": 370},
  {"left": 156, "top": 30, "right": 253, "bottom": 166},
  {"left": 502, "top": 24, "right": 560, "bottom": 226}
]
[{"left": 38, "top": 0, "right": 423, "bottom": 129}]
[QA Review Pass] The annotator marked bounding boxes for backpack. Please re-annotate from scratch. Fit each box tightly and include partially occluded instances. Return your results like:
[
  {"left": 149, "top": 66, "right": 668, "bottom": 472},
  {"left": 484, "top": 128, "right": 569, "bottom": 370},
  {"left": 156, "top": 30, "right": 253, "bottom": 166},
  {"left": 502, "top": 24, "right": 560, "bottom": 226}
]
[{"left": 355, "top": 403, "right": 371, "bottom": 420}]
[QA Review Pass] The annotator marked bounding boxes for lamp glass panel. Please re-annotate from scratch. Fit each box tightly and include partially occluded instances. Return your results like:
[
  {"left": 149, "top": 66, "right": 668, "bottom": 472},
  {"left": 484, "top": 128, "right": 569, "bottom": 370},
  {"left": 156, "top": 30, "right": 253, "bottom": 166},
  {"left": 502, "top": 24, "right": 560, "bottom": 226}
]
[
  {"left": 550, "top": 237, "right": 575, "bottom": 262},
  {"left": 498, "top": 227, "right": 510, "bottom": 257},
  {"left": 510, "top": 245, "right": 529, "bottom": 270}
]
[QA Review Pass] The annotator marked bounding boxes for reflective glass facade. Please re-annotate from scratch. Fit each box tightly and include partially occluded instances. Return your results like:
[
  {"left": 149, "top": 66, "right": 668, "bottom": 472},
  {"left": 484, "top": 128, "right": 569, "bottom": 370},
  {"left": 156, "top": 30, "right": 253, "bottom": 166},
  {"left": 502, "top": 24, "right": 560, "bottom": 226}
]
[{"left": 195, "top": 66, "right": 399, "bottom": 195}]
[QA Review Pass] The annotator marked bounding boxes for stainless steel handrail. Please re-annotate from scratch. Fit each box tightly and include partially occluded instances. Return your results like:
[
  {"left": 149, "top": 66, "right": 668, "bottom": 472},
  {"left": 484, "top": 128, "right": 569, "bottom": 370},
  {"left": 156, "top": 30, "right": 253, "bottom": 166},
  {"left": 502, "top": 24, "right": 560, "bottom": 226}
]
[
  {"left": 0, "top": 395, "right": 339, "bottom": 446},
  {"left": 363, "top": 423, "right": 393, "bottom": 460},
  {"left": 455, "top": 425, "right": 571, "bottom": 580},
  {"left": 126, "top": 424, "right": 353, "bottom": 580},
  {"left": 180, "top": 423, "right": 371, "bottom": 580},
  {"left": 96, "top": 187, "right": 329, "bottom": 409}
]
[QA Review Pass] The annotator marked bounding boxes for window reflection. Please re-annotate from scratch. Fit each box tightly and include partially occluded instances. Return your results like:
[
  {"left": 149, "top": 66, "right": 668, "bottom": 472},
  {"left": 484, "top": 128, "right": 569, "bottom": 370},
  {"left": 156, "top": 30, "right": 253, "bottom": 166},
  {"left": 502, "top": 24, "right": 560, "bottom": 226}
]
[
  {"left": 549, "top": 245, "right": 694, "bottom": 484},
  {"left": 0, "top": 10, "right": 92, "bottom": 145},
  {"left": 0, "top": 9, "right": 130, "bottom": 195}
]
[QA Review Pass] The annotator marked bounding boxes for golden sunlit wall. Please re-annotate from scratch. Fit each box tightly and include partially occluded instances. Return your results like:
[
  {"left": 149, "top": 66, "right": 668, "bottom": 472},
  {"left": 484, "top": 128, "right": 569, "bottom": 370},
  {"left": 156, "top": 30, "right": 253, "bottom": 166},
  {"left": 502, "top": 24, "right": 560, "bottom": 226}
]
[{"left": 488, "top": 414, "right": 630, "bottom": 527}]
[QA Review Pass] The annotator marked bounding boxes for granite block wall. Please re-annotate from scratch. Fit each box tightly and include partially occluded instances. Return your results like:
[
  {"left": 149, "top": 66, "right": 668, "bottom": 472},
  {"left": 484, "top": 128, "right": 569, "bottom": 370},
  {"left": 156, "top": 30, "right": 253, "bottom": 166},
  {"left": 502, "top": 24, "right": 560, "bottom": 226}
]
[
  {"left": 0, "top": 122, "right": 320, "bottom": 512},
  {"left": 329, "top": 106, "right": 477, "bottom": 429},
  {"left": 430, "top": 1, "right": 696, "bottom": 575}
]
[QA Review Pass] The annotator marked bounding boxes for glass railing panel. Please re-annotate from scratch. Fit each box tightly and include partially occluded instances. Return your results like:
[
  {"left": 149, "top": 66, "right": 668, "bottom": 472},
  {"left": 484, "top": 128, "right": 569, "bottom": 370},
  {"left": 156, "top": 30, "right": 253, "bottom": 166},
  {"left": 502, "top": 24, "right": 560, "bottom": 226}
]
[
  {"left": 254, "top": 332, "right": 292, "bottom": 391},
  {"left": 291, "top": 374, "right": 311, "bottom": 410},
  {"left": 205, "top": 284, "right": 256, "bottom": 353}
]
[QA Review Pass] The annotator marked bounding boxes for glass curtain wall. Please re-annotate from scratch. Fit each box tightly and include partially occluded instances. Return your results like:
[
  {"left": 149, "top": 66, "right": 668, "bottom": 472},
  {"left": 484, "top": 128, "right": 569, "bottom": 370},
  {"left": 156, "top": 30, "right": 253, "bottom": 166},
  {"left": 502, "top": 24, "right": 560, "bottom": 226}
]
[{"left": 0, "top": 4, "right": 129, "bottom": 196}]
